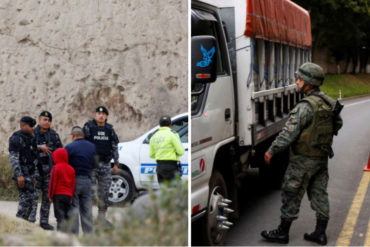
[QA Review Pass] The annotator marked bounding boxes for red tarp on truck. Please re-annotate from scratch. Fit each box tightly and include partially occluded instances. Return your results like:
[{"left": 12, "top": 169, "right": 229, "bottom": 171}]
[{"left": 244, "top": 0, "right": 312, "bottom": 49}]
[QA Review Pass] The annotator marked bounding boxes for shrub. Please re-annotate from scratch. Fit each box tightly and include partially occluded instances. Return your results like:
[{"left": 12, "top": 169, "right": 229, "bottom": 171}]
[
  {"left": 0, "top": 156, "right": 18, "bottom": 201},
  {"left": 80, "top": 176, "right": 188, "bottom": 246}
]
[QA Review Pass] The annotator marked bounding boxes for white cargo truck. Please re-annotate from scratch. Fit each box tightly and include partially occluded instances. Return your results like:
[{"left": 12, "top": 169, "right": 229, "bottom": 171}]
[{"left": 191, "top": 0, "right": 312, "bottom": 245}]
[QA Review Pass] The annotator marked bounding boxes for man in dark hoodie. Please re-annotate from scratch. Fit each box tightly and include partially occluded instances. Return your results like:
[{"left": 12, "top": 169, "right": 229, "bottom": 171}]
[{"left": 49, "top": 148, "right": 76, "bottom": 232}]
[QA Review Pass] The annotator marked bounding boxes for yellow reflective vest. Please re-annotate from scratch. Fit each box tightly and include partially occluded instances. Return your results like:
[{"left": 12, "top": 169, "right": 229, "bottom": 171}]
[{"left": 149, "top": 127, "right": 184, "bottom": 161}]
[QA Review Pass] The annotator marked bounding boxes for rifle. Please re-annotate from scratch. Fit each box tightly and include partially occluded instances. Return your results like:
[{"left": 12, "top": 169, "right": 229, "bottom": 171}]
[{"left": 332, "top": 100, "right": 344, "bottom": 136}]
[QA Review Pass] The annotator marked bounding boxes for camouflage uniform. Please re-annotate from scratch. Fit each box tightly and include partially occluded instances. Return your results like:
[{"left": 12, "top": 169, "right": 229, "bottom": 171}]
[
  {"left": 95, "top": 163, "right": 113, "bottom": 212},
  {"left": 9, "top": 130, "right": 39, "bottom": 221},
  {"left": 83, "top": 119, "right": 119, "bottom": 214},
  {"left": 268, "top": 90, "right": 343, "bottom": 221},
  {"left": 30, "top": 126, "right": 63, "bottom": 224}
]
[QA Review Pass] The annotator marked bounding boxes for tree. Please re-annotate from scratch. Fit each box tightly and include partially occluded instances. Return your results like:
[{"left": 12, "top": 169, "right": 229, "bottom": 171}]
[{"left": 292, "top": 0, "right": 370, "bottom": 73}]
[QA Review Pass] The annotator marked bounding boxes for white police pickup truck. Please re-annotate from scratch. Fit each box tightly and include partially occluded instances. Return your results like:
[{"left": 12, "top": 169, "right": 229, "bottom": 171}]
[{"left": 108, "top": 113, "right": 188, "bottom": 205}]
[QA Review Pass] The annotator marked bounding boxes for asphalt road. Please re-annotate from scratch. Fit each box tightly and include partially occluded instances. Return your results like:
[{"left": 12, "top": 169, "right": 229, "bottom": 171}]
[{"left": 222, "top": 95, "right": 370, "bottom": 246}]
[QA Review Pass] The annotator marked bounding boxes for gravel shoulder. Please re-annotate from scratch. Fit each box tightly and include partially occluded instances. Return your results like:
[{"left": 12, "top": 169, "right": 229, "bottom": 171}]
[{"left": 0, "top": 200, "right": 126, "bottom": 233}]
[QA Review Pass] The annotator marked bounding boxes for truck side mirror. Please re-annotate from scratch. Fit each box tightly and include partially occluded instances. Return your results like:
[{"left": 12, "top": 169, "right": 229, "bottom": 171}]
[{"left": 191, "top": 35, "right": 217, "bottom": 84}]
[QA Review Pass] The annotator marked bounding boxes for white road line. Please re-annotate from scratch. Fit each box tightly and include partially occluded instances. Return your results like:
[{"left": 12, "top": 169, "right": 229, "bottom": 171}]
[{"left": 345, "top": 99, "right": 370, "bottom": 108}]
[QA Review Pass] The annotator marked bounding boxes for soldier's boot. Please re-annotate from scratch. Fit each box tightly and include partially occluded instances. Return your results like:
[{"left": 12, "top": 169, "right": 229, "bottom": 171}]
[
  {"left": 40, "top": 222, "right": 54, "bottom": 231},
  {"left": 304, "top": 219, "right": 328, "bottom": 245},
  {"left": 261, "top": 219, "right": 292, "bottom": 244},
  {"left": 97, "top": 211, "right": 113, "bottom": 228}
]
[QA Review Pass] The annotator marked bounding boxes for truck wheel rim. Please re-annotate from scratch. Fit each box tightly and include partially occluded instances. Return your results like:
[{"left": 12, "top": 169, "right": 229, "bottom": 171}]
[
  {"left": 207, "top": 185, "right": 227, "bottom": 244},
  {"left": 109, "top": 175, "right": 129, "bottom": 202}
]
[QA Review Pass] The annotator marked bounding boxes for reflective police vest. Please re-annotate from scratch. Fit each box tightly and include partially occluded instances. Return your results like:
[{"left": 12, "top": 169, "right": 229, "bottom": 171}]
[
  {"left": 293, "top": 93, "right": 335, "bottom": 158},
  {"left": 149, "top": 127, "right": 184, "bottom": 161}
]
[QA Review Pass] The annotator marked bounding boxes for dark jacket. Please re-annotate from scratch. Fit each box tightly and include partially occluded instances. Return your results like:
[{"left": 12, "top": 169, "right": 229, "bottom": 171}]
[
  {"left": 8, "top": 130, "right": 38, "bottom": 179},
  {"left": 83, "top": 119, "right": 119, "bottom": 163},
  {"left": 65, "top": 138, "right": 96, "bottom": 177},
  {"left": 34, "top": 125, "right": 63, "bottom": 174}
]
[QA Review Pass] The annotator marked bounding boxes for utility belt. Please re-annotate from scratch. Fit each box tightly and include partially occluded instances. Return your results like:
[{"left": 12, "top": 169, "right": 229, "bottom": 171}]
[
  {"left": 39, "top": 152, "right": 49, "bottom": 158},
  {"left": 157, "top": 160, "right": 178, "bottom": 165},
  {"left": 37, "top": 156, "right": 54, "bottom": 176},
  {"left": 98, "top": 155, "right": 112, "bottom": 163},
  {"left": 157, "top": 160, "right": 182, "bottom": 177}
]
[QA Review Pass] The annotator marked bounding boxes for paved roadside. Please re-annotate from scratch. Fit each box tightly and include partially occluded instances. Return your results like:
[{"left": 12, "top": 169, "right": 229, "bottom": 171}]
[{"left": 222, "top": 95, "right": 370, "bottom": 246}]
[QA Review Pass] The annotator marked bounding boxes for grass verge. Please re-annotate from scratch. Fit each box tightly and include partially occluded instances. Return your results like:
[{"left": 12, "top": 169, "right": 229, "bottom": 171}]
[{"left": 321, "top": 74, "right": 370, "bottom": 99}]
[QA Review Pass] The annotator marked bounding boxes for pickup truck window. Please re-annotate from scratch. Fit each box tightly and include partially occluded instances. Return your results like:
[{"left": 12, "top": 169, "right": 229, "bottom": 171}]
[{"left": 143, "top": 116, "right": 188, "bottom": 144}]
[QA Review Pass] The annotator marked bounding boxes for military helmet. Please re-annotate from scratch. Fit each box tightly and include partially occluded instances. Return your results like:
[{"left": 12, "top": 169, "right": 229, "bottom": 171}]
[{"left": 295, "top": 62, "right": 325, "bottom": 86}]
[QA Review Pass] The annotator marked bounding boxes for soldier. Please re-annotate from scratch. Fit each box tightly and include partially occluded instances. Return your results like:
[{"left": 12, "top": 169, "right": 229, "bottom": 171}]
[
  {"left": 30, "top": 111, "right": 63, "bottom": 230},
  {"left": 83, "top": 106, "right": 119, "bottom": 225},
  {"left": 149, "top": 115, "right": 184, "bottom": 183},
  {"left": 9, "top": 116, "right": 39, "bottom": 222},
  {"left": 261, "top": 63, "right": 343, "bottom": 245}
]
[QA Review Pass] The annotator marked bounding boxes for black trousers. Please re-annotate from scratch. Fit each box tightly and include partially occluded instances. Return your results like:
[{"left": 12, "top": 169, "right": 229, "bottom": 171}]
[
  {"left": 53, "top": 194, "right": 72, "bottom": 231},
  {"left": 156, "top": 160, "right": 179, "bottom": 184}
]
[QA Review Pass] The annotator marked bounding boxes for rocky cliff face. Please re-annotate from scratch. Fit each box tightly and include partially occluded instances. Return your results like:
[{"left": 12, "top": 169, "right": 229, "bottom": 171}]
[{"left": 0, "top": 0, "right": 188, "bottom": 154}]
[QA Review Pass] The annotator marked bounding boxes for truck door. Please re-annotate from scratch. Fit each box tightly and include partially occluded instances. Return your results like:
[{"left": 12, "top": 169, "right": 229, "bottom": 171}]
[
  {"left": 191, "top": 8, "right": 234, "bottom": 173},
  {"left": 191, "top": 7, "right": 235, "bottom": 228}
]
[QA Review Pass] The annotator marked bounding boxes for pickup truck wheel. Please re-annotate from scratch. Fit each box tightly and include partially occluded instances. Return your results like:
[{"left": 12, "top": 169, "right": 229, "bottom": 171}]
[
  {"left": 109, "top": 169, "right": 135, "bottom": 205},
  {"left": 201, "top": 171, "right": 231, "bottom": 246}
]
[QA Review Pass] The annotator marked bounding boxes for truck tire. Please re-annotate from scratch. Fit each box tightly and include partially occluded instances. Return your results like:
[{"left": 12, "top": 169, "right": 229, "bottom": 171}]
[
  {"left": 109, "top": 168, "right": 135, "bottom": 206},
  {"left": 201, "top": 171, "right": 231, "bottom": 246}
]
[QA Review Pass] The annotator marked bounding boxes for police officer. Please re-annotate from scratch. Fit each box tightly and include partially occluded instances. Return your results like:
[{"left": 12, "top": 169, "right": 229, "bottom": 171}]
[
  {"left": 9, "top": 116, "right": 39, "bottom": 222},
  {"left": 30, "top": 111, "right": 63, "bottom": 230},
  {"left": 83, "top": 106, "right": 119, "bottom": 225},
  {"left": 149, "top": 115, "right": 184, "bottom": 183},
  {"left": 261, "top": 63, "right": 343, "bottom": 245}
]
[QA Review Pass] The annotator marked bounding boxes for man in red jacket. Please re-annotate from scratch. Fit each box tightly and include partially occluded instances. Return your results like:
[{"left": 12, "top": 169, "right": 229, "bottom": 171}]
[{"left": 48, "top": 148, "right": 76, "bottom": 232}]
